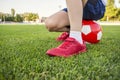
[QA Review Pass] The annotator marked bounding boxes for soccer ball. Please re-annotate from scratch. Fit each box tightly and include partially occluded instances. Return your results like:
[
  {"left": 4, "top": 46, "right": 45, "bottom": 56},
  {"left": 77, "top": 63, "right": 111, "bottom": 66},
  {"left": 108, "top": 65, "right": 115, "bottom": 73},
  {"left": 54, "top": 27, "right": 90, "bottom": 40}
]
[{"left": 82, "top": 20, "right": 102, "bottom": 44}]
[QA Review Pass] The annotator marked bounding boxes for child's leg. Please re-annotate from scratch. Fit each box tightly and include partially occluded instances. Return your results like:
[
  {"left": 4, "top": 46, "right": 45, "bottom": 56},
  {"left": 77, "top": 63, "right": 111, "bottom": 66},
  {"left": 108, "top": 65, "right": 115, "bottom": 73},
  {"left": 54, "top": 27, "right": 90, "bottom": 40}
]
[
  {"left": 45, "top": 11, "right": 70, "bottom": 32},
  {"left": 66, "top": 0, "right": 88, "bottom": 44},
  {"left": 66, "top": 0, "right": 82, "bottom": 31}
]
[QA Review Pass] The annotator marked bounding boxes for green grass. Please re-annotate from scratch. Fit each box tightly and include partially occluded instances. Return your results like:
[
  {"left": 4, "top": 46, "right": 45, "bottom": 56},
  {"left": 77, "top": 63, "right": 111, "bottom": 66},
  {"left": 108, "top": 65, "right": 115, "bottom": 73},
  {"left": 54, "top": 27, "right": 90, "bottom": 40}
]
[{"left": 0, "top": 25, "right": 120, "bottom": 80}]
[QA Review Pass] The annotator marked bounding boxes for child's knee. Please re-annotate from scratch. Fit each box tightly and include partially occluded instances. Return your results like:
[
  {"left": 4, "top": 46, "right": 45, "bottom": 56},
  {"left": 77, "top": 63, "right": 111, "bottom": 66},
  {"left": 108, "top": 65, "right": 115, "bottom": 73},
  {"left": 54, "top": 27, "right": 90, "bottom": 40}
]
[{"left": 45, "top": 19, "right": 57, "bottom": 32}]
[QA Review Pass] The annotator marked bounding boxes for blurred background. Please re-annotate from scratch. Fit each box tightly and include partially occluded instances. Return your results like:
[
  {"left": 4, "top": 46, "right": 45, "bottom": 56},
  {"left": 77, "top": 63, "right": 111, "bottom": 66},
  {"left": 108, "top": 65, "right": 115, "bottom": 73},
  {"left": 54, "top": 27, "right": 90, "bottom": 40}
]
[{"left": 0, "top": 0, "right": 120, "bottom": 24}]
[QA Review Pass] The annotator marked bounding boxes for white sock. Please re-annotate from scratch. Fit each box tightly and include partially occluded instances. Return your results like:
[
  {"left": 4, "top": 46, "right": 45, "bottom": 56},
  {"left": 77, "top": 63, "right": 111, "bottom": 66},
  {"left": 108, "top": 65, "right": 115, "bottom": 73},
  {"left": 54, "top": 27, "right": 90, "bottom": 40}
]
[{"left": 70, "top": 31, "right": 83, "bottom": 44}]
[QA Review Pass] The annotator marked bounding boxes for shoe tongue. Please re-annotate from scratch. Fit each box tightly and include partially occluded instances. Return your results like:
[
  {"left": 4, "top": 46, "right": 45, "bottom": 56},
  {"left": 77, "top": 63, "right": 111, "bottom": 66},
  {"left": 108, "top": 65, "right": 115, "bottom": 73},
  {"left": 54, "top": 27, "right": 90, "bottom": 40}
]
[
  {"left": 65, "top": 37, "right": 75, "bottom": 42},
  {"left": 58, "top": 37, "right": 74, "bottom": 49}
]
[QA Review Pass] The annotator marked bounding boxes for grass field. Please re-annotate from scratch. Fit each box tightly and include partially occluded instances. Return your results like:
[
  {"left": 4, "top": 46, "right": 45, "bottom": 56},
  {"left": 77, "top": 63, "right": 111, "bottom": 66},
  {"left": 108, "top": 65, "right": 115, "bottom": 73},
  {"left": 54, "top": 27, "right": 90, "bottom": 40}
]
[{"left": 0, "top": 25, "right": 120, "bottom": 80}]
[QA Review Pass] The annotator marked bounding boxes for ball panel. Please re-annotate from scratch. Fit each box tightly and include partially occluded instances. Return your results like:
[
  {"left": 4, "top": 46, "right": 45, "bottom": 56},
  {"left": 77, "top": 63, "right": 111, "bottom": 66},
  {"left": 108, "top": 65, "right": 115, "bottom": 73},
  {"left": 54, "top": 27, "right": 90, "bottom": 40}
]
[
  {"left": 82, "top": 32, "right": 99, "bottom": 44},
  {"left": 81, "top": 25, "right": 91, "bottom": 35},
  {"left": 97, "top": 31, "right": 102, "bottom": 40}
]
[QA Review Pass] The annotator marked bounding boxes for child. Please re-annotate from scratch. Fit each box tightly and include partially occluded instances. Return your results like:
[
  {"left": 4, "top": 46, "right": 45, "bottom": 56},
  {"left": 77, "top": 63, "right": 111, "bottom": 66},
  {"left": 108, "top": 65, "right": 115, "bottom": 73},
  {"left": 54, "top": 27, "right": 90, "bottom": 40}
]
[{"left": 45, "top": 0, "right": 107, "bottom": 57}]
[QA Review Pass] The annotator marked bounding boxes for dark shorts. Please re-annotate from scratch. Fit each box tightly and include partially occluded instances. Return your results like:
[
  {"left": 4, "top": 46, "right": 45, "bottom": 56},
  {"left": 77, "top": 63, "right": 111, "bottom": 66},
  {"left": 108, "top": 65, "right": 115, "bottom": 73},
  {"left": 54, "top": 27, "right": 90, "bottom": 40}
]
[{"left": 62, "top": 0, "right": 105, "bottom": 20}]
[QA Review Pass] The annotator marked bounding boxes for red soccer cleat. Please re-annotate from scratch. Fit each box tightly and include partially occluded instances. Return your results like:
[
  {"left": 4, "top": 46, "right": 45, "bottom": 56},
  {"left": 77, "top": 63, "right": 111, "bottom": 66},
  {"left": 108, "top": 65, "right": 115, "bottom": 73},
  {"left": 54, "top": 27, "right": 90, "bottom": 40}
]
[
  {"left": 47, "top": 37, "right": 86, "bottom": 57},
  {"left": 56, "top": 32, "right": 69, "bottom": 41}
]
